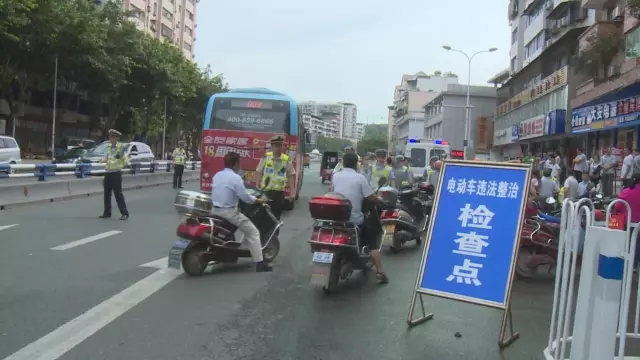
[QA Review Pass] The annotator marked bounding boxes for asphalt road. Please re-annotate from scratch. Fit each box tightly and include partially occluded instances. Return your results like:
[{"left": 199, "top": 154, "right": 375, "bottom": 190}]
[{"left": 0, "top": 163, "right": 554, "bottom": 360}]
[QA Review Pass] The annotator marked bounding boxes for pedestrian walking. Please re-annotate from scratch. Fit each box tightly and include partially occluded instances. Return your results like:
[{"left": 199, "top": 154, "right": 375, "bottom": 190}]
[
  {"left": 172, "top": 141, "right": 187, "bottom": 189},
  {"left": 99, "top": 129, "right": 129, "bottom": 220},
  {"left": 255, "top": 135, "right": 295, "bottom": 220}
]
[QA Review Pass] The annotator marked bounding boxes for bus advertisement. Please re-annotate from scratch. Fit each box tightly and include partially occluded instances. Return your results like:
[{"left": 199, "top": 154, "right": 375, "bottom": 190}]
[{"left": 201, "top": 88, "right": 307, "bottom": 209}]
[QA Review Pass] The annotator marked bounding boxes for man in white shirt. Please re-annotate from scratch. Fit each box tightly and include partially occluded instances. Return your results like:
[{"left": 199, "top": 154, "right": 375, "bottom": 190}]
[
  {"left": 540, "top": 168, "right": 560, "bottom": 199},
  {"left": 563, "top": 169, "right": 579, "bottom": 201},
  {"left": 330, "top": 153, "right": 388, "bottom": 283},
  {"left": 578, "top": 173, "right": 593, "bottom": 198},
  {"left": 622, "top": 148, "right": 634, "bottom": 187},
  {"left": 210, "top": 152, "right": 271, "bottom": 272},
  {"left": 573, "top": 148, "right": 588, "bottom": 182},
  {"left": 601, "top": 147, "right": 617, "bottom": 196}
]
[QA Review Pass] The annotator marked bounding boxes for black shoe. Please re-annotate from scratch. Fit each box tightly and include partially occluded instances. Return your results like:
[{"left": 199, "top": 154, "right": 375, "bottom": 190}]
[
  {"left": 119, "top": 215, "right": 129, "bottom": 220},
  {"left": 178, "top": 186, "right": 184, "bottom": 189},
  {"left": 256, "top": 262, "right": 273, "bottom": 272},
  {"left": 99, "top": 214, "right": 111, "bottom": 219}
]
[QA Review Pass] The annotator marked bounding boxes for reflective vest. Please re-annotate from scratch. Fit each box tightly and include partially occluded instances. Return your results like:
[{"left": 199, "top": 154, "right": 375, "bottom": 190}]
[
  {"left": 105, "top": 143, "right": 127, "bottom": 171},
  {"left": 370, "top": 164, "right": 392, "bottom": 188},
  {"left": 173, "top": 149, "right": 186, "bottom": 165},
  {"left": 261, "top": 153, "right": 290, "bottom": 191},
  {"left": 393, "top": 166, "right": 411, "bottom": 188},
  {"left": 558, "top": 187, "right": 565, "bottom": 203}
]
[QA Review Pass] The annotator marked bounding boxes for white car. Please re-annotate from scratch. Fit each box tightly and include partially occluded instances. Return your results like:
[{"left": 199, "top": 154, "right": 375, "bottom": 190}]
[{"left": 0, "top": 135, "right": 21, "bottom": 172}]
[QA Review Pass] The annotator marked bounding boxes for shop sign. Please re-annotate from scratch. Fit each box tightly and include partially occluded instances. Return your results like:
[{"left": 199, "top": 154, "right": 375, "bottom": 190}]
[
  {"left": 544, "top": 109, "right": 566, "bottom": 136},
  {"left": 518, "top": 115, "right": 545, "bottom": 140},
  {"left": 571, "top": 94, "right": 640, "bottom": 134},
  {"left": 495, "top": 66, "right": 568, "bottom": 117},
  {"left": 511, "top": 125, "right": 519, "bottom": 141}
]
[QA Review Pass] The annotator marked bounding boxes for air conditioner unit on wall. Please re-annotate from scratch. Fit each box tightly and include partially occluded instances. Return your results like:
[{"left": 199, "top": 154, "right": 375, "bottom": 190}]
[
  {"left": 608, "top": 65, "right": 621, "bottom": 77},
  {"left": 613, "top": 7, "right": 623, "bottom": 20}
]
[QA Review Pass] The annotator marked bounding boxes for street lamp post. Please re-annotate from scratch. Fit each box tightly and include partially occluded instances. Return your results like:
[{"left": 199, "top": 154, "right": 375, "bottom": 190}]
[{"left": 442, "top": 45, "right": 497, "bottom": 160}]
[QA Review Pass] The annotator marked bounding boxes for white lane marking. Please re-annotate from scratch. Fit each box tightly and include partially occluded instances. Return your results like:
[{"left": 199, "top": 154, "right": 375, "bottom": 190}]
[
  {"left": 50, "top": 230, "right": 122, "bottom": 251},
  {"left": 0, "top": 224, "right": 18, "bottom": 231},
  {"left": 3, "top": 259, "right": 181, "bottom": 360},
  {"left": 139, "top": 257, "right": 168, "bottom": 269}
]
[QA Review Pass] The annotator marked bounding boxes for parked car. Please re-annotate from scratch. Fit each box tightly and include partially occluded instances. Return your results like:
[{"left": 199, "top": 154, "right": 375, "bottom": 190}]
[
  {"left": 52, "top": 146, "right": 92, "bottom": 165},
  {"left": 78, "top": 141, "right": 155, "bottom": 170},
  {"left": 0, "top": 135, "right": 21, "bottom": 173}
]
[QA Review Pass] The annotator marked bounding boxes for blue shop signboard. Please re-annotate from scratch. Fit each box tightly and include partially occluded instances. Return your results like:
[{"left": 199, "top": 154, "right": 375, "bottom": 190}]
[
  {"left": 544, "top": 109, "right": 566, "bottom": 136},
  {"left": 511, "top": 125, "right": 519, "bottom": 142},
  {"left": 571, "top": 84, "right": 640, "bottom": 134},
  {"left": 415, "top": 161, "right": 530, "bottom": 308}
]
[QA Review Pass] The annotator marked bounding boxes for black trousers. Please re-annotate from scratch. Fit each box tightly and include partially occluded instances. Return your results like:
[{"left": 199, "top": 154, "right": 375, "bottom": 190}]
[
  {"left": 173, "top": 164, "right": 185, "bottom": 188},
  {"left": 265, "top": 190, "right": 285, "bottom": 220},
  {"left": 103, "top": 172, "right": 129, "bottom": 216}
]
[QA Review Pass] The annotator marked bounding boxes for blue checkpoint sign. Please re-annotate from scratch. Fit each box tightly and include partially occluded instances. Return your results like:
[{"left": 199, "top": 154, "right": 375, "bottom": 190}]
[{"left": 415, "top": 160, "right": 531, "bottom": 309}]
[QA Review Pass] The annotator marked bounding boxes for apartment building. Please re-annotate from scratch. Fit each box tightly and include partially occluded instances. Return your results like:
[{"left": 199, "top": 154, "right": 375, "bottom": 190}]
[
  {"left": 388, "top": 71, "right": 459, "bottom": 152},
  {"left": 299, "top": 101, "right": 358, "bottom": 139},
  {"left": 123, "top": 0, "right": 198, "bottom": 60},
  {"left": 355, "top": 123, "right": 365, "bottom": 140},
  {"left": 569, "top": 1, "right": 640, "bottom": 155},
  {"left": 302, "top": 114, "right": 340, "bottom": 140},
  {"left": 490, "top": 0, "right": 601, "bottom": 161},
  {"left": 423, "top": 84, "right": 497, "bottom": 158}
]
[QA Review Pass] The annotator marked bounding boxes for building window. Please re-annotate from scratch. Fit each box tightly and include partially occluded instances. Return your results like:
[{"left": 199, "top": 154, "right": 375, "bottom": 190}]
[
  {"left": 129, "top": 4, "right": 144, "bottom": 20},
  {"left": 510, "top": 57, "right": 516, "bottom": 72},
  {"left": 187, "top": 10, "right": 194, "bottom": 21},
  {"left": 524, "top": 32, "right": 545, "bottom": 59},
  {"left": 185, "top": 26, "right": 193, "bottom": 36},
  {"left": 625, "top": 26, "right": 640, "bottom": 60},
  {"left": 183, "top": 42, "right": 192, "bottom": 51},
  {"left": 511, "top": 28, "right": 518, "bottom": 44},
  {"left": 161, "top": 24, "right": 173, "bottom": 38},
  {"left": 162, "top": 7, "right": 173, "bottom": 20}
]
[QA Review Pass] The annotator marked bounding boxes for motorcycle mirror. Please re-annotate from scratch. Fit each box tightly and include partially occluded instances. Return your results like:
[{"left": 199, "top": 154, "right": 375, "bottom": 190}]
[
  {"left": 545, "top": 197, "right": 557, "bottom": 205},
  {"left": 596, "top": 193, "right": 603, "bottom": 199},
  {"left": 378, "top": 176, "right": 387, "bottom": 187}
]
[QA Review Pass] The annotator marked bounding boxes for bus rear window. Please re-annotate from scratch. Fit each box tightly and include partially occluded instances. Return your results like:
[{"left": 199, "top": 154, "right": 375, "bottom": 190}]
[{"left": 210, "top": 98, "right": 289, "bottom": 133}]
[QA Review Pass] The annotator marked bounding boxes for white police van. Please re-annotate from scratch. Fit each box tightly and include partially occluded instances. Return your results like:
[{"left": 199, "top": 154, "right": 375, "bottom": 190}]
[{"left": 404, "top": 138, "right": 451, "bottom": 179}]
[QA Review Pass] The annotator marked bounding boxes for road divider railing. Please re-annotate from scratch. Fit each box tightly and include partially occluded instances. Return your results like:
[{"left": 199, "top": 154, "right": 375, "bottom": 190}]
[
  {"left": 0, "top": 161, "right": 201, "bottom": 181},
  {"left": 0, "top": 161, "right": 202, "bottom": 209}
]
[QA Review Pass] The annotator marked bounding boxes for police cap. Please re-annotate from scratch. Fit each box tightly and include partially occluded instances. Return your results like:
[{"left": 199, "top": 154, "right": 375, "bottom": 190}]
[
  {"left": 108, "top": 129, "right": 122, "bottom": 137},
  {"left": 374, "top": 148, "right": 387, "bottom": 156},
  {"left": 269, "top": 135, "right": 285, "bottom": 143}
]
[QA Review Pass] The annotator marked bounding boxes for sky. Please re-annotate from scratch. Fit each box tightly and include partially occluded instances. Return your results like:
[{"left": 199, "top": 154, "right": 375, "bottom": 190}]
[{"left": 194, "top": 0, "right": 510, "bottom": 125}]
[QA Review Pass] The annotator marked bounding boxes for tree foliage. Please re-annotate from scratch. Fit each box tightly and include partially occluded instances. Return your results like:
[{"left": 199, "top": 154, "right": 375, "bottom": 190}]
[
  {"left": 357, "top": 133, "right": 388, "bottom": 156},
  {"left": 316, "top": 136, "right": 353, "bottom": 153},
  {"left": 0, "top": 0, "right": 227, "bottom": 150},
  {"left": 571, "top": 29, "right": 625, "bottom": 78},
  {"left": 629, "top": 0, "right": 640, "bottom": 19}
]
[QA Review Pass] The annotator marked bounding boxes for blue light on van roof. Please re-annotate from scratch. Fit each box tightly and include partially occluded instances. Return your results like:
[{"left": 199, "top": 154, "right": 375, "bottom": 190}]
[
  {"left": 435, "top": 139, "right": 442, "bottom": 144},
  {"left": 409, "top": 138, "right": 417, "bottom": 143}
]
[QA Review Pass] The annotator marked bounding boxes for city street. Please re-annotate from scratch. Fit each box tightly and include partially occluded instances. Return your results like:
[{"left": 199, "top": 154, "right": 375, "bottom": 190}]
[{"left": 0, "top": 164, "right": 554, "bottom": 360}]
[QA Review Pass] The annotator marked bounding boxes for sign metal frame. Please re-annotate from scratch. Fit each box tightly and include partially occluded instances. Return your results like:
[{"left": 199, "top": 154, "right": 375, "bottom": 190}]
[{"left": 406, "top": 159, "right": 532, "bottom": 349}]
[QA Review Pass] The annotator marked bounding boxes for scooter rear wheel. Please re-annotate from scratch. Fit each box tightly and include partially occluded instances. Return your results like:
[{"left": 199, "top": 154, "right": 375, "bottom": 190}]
[{"left": 182, "top": 244, "right": 209, "bottom": 276}]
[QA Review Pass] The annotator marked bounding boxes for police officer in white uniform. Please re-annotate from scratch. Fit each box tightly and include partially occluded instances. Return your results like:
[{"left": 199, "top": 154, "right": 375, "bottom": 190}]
[
  {"left": 99, "top": 129, "right": 130, "bottom": 220},
  {"left": 211, "top": 152, "right": 273, "bottom": 272}
]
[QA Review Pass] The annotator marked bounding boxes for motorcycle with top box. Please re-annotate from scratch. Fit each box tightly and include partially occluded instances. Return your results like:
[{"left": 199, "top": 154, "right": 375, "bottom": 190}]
[{"left": 171, "top": 188, "right": 282, "bottom": 276}]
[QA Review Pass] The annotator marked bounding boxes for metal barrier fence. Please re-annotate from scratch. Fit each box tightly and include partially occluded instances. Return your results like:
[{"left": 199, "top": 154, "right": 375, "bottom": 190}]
[
  {"left": 0, "top": 161, "right": 201, "bottom": 181},
  {"left": 543, "top": 197, "right": 640, "bottom": 360}
]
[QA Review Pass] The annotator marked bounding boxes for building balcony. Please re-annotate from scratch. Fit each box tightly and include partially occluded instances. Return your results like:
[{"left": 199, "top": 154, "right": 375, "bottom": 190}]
[
  {"left": 581, "top": 0, "right": 616, "bottom": 9},
  {"left": 548, "top": 0, "right": 580, "bottom": 19}
]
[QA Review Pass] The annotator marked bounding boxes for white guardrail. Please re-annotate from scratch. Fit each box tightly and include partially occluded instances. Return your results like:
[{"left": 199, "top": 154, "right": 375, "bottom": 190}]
[{"left": 0, "top": 161, "right": 201, "bottom": 181}]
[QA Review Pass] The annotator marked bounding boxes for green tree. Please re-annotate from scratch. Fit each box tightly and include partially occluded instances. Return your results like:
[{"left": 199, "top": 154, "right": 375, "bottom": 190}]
[
  {"left": 357, "top": 133, "right": 387, "bottom": 155},
  {"left": 316, "top": 136, "right": 352, "bottom": 153},
  {"left": 572, "top": 29, "right": 625, "bottom": 78}
]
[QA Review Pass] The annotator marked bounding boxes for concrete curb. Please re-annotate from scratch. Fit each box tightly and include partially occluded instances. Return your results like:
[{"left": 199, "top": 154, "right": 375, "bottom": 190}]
[{"left": 0, "top": 170, "right": 200, "bottom": 210}]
